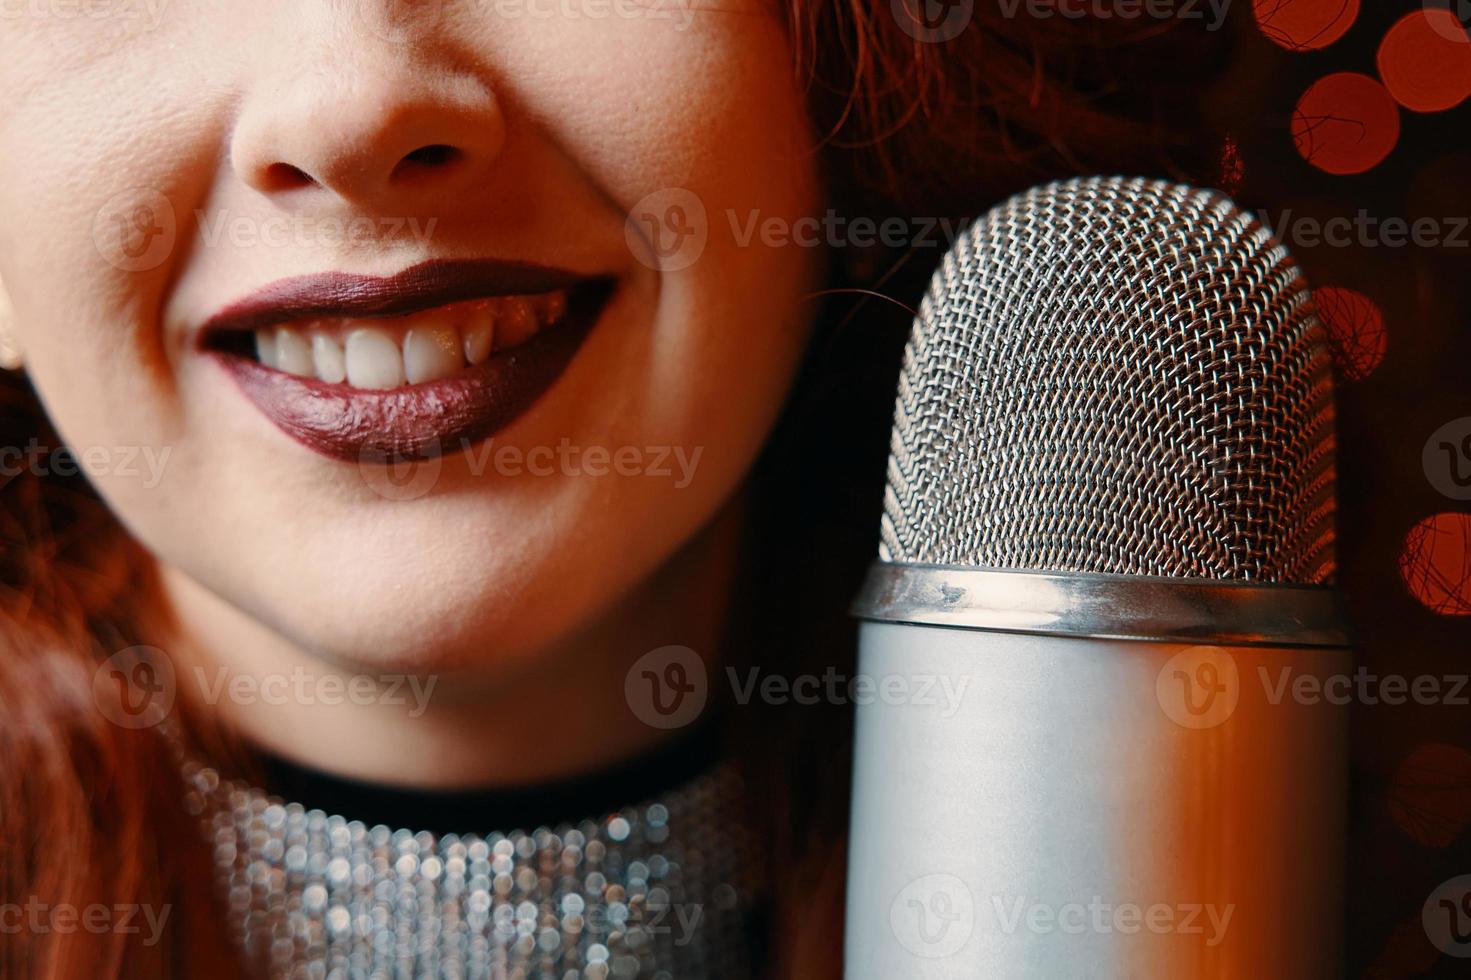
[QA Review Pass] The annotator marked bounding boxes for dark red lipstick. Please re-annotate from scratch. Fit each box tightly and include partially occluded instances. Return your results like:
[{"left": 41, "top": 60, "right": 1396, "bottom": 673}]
[{"left": 201, "top": 259, "right": 613, "bottom": 463}]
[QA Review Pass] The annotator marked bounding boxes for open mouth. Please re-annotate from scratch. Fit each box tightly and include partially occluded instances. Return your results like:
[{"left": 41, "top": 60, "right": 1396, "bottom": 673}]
[{"left": 202, "top": 259, "right": 613, "bottom": 463}]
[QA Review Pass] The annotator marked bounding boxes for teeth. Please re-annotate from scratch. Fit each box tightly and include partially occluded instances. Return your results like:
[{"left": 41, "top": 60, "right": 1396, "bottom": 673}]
[
  {"left": 345, "top": 328, "right": 406, "bottom": 390},
  {"left": 464, "top": 307, "right": 495, "bottom": 366},
  {"left": 255, "top": 330, "right": 279, "bottom": 369},
  {"left": 248, "top": 290, "right": 569, "bottom": 388},
  {"left": 275, "top": 327, "right": 314, "bottom": 377},
  {"left": 534, "top": 291, "right": 566, "bottom": 324},
  {"left": 312, "top": 333, "right": 347, "bottom": 384},
  {"left": 497, "top": 297, "right": 538, "bottom": 350},
  {"left": 404, "top": 324, "right": 464, "bottom": 385}
]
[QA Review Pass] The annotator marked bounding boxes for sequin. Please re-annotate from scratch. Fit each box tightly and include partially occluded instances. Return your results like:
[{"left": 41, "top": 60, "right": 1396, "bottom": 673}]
[{"left": 180, "top": 759, "right": 760, "bottom": 978}]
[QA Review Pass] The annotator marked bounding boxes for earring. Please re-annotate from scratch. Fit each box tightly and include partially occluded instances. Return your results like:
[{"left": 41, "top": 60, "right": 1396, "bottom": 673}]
[{"left": 0, "top": 281, "right": 21, "bottom": 370}]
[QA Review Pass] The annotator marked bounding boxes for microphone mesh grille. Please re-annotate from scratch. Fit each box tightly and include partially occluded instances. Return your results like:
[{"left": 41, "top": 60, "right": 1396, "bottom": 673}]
[{"left": 879, "top": 177, "right": 1336, "bottom": 583}]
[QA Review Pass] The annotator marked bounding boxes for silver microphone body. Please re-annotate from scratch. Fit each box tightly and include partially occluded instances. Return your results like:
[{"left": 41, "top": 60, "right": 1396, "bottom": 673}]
[
  {"left": 846, "top": 569, "right": 1349, "bottom": 977},
  {"left": 844, "top": 178, "right": 1349, "bottom": 979}
]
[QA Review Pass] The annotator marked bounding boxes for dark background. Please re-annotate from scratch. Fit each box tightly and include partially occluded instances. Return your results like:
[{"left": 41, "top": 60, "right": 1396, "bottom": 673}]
[{"left": 1215, "top": 5, "right": 1471, "bottom": 976}]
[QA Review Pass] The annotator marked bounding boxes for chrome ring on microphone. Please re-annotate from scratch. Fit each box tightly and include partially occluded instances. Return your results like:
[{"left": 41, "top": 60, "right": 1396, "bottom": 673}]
[{"left": 852, "top": 562, "right": 1351, "bottom": 648}]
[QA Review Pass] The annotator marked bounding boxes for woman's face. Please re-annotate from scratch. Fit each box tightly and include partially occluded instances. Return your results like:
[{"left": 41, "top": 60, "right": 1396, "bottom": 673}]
[{"left": 0, "top": 3, "right": 821, "bottom": 671}]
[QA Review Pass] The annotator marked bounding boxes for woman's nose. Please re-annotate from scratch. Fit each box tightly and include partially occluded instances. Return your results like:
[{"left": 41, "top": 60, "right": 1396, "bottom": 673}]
[{"left": 230, "top": 61, "right": 506, "bottom": 208}]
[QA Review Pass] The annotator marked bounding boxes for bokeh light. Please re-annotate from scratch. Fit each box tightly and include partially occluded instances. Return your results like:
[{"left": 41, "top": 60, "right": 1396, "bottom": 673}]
[
  {"left": 1253, "top": 0, "right": 1358, "bottom": 51},
  {"left": 1313, "top": 286, "right": 1385, "bottom": 381},
  {"left": 1218, "top": 134, "right": 1244, "bottom": 194},
  {"left": 1377, "top": 10, "right": 1471, "bottom": 113},
  {"left": 1292, "top": 73, "right": 1401, "bottom": 175},
  {"left": 1399, "top": 513, "right": 1471, "bottom": 616},
  {"left": 1391, "top": 742, "right": 1471, "bottom": 848}
]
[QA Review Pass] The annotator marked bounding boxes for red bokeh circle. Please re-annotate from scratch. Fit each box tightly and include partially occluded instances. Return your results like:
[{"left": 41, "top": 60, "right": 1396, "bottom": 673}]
[
  {"left": 1254, "top": 0, "right": 1358, "bottom": 51},
  {"left": 1378, "top": 10, "right": 1471, "bottom": 113},
  {"left": 1314, "top": 286, "right": 1386, "bottom": 381},
  {"left": 1399, "top": 513, "right": 1471, "bottom": 616},
  {"left": 1292, "top": 72, "right": 1401, "bottom": 175}
]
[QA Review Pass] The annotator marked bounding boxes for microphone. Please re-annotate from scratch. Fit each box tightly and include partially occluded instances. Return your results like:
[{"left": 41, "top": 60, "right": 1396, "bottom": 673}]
[{"left": 844, "top": 177, "right": 1351, "bottom": 978}]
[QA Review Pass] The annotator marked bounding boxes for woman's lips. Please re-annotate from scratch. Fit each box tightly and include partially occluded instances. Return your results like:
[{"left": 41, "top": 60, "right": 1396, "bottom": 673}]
[{"left": 201, "top": 259, "right": 613, "bottom": 462}]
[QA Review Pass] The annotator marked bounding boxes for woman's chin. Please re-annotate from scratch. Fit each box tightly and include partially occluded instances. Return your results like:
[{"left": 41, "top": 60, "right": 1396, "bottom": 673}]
[{"left": 160, "top": 551, "right": 589, "bottom": 679}]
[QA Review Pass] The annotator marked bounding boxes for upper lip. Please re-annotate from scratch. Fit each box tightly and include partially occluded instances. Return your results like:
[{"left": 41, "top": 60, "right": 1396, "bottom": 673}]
[{"left": 198, "top": 258, "right": 596, "bottom": 342}]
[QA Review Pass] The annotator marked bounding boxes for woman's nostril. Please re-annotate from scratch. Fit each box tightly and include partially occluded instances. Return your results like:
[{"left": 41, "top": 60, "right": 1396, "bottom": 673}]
[
  {"left": 395, "top": 144, "right": 463, "bottom": 176},
  {"left": 261, "top": 163, "right": 316, "bottom": 191}
]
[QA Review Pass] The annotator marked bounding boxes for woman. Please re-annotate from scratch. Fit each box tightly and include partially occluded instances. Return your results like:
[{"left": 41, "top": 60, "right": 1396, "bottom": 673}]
[{"left": 0, "top": 3, "right": 1221, "bottom": 976}]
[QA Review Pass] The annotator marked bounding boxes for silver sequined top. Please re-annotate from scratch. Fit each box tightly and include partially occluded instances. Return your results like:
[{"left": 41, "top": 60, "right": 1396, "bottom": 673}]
[{"left": 182, "top": 758, "right": 762, "bottom": 980}]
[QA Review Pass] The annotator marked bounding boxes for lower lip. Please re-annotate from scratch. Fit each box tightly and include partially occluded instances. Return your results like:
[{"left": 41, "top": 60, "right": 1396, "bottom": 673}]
[{"left": 212, "top": 284, "right": 611, "bottom": 463}]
